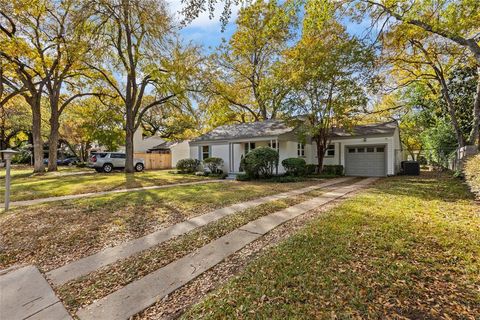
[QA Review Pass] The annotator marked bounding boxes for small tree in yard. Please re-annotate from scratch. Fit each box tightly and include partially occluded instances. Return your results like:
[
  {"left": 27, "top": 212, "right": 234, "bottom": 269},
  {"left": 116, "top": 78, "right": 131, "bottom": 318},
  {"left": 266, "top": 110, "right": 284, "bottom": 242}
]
[
  {"left": 176, "top": 158, "right": 200, "bottom": 173},
  {"left": 282, "top": 158, "right": 306, "bottom": 176},
  {"left": 284, "top": 2, "right": 376, "bottom": 172}
]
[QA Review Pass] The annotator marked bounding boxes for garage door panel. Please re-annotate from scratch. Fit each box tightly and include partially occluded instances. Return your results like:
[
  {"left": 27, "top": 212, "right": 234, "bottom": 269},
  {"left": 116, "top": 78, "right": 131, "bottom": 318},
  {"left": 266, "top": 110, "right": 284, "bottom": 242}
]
[{"left": 345, "top": 146, "right": 386, "bottom": 177}]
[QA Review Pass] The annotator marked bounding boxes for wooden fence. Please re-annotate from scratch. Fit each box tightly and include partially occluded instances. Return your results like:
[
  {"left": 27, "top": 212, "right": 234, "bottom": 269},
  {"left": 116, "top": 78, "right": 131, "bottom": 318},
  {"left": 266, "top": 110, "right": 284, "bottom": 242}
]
[{"left": 134, "top": 153, "right": 172, "bottom": 170}]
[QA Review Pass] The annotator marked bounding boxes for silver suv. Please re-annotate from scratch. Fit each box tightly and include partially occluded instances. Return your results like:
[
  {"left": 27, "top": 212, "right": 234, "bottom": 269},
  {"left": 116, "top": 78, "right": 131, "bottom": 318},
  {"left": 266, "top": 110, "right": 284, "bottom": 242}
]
[{"left": 88, "top": 152, "right": 145, "bottom": 173}]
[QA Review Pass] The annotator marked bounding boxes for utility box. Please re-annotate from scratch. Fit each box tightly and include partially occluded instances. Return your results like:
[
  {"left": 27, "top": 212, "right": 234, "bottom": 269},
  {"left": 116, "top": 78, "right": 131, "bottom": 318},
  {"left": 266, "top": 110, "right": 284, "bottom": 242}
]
[{"left": 401, "top": 161, "right": 420, "bottom": 175}]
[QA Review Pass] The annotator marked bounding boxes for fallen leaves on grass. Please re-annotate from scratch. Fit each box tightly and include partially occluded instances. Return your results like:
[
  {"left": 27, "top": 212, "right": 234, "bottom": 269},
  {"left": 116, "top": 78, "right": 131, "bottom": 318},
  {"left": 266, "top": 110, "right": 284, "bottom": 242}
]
[
  {"left": 180, "top": 173, "right": 480, "bottom": 319},
  {"left": 0, "top": 181, "right": 322, "bottom": 271},
  {"left": 56, "top": 194, "right": 318, "bottom": 313}
]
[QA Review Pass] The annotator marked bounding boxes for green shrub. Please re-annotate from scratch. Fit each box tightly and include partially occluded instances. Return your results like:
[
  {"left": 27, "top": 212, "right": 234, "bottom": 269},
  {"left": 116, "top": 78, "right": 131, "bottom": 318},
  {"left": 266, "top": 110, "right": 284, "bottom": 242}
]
[
  {"left": 236, "top": 173, "right": 251, "bottom": 181},
  {"left": 12, "top": 150, "right": 31, "bottom": 164},
  {"left": 176, "top": 158, "right": 200, "bottom": 173},
  {"left": 219, "top": 173, "right": 229, "bottom": 179},
  {"left": 203, "top": 157, "right": 224, "bottom": 173},
  {"left": 241, "top": 147, "right": 279, "bottom": 179},
  {"left": 76, "top": 162, "right": 87, "bottom": 168},
  {"left": 321, "top": 165, "right": 344, "bottom": 176},
  {"left": 464, "top": 154, "right": 480, "bottom": 198},
  {"left": 281, "top": 158, "right": 306, "bottom": 176},
  {"left": 305, "top": 164, "right": 318, "bottom": 174},
  {"left": 267, "top": 175, "right": 307, "bottom": 183}
]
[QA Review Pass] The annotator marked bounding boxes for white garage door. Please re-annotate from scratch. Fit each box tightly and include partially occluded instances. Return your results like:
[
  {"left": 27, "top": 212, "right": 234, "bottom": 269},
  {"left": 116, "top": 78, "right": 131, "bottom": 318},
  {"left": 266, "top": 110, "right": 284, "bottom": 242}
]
[{"left": 345, "top": 146, "right": 386, "bottom": 177}]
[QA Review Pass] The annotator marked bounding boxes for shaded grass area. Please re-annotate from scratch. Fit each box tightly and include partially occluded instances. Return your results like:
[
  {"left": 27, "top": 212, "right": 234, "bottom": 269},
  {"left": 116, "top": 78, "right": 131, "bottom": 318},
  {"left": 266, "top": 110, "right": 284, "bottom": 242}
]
[
  {"left": 0, "top": 169, "right": 212, "bottom": 202},
  {"left": 183, "top": 173, "right": 480, "bottom": 319},
  {"left": 0, "top": 180, "right": 322, "bottom": 271}
]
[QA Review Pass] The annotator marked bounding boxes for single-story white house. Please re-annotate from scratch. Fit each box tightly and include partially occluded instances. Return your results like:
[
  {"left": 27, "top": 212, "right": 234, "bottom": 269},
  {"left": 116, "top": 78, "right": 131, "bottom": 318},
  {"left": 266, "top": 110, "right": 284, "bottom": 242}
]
[{"left": 185, "top": 120, "right": 402, "bottom": 177}]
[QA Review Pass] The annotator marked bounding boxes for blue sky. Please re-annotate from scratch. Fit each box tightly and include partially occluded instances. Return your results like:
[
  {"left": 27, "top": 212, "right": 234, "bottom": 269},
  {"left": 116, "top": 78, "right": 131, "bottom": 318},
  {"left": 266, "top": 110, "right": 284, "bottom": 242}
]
[
  {"left": 169, "top": 1, "right": 374, "bottom": 53},
  {"left": 168, "top": 0, "right": 240, "bottom": 52}
]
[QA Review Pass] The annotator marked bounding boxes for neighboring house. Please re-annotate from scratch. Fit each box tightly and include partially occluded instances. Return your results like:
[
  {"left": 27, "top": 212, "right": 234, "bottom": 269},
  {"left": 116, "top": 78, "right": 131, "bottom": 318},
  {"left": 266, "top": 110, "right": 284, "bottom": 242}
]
[
  {"left": 184, "top": 120, "right": 402, "bottom": 177},
  {"left": 118, "top": 127, "right": 165, "bottom": 153},
  {"left": 148, "top": 140, "right": 190, "bottom": 167}
]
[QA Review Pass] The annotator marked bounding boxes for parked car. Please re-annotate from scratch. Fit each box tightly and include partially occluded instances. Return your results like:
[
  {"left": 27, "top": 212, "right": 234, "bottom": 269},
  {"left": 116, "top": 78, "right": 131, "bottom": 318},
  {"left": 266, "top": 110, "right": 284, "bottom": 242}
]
[
  {"left": 43, "top": 157, "right": 79, "bottom": 166},
  {"left": 59, "top": 157, "right": 79, "bottom": 166},
  {"left": 87, "top": 152, "right": 145, "bottom": 173}
]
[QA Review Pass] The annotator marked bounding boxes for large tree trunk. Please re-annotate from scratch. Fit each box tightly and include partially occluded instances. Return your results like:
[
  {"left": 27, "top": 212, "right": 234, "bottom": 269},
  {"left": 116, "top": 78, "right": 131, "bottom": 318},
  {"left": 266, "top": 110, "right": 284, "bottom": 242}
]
[
  {"left": 125, "top": 104, "right": 135, "bottom": 173},
  {"left": 315, "top": 139, "right": 326, "bottom": 174},
  {"left": 438, "top": 76, "right": 465, "bottom": 147},
  {"left": 125, "top": 126, "right": 134, "bottom": 173},
  {"left": 469, "top": 65, "right": 480, "bottom": 148},
  {"left": 30, "top": 94, "right": 44, "bottom": 173},
  {"left": 47, "top": 108, "right": 60, "bottom": 172}
]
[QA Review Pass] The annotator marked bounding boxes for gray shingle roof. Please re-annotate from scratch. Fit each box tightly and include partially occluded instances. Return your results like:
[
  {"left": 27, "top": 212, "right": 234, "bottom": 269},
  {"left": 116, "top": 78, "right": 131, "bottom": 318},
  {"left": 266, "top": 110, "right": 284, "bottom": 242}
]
[
  {"left": 149, "top": 141, "right": 176, "bottom": 150},
  {"left": 191, "top": 120, "right": 397, "bottom": 142},
  {"left": 330, "top": 121, "right": 398, "bottom": 137},
  {"left": 191, "top": 120, "right": 294, "bottom": 142}
]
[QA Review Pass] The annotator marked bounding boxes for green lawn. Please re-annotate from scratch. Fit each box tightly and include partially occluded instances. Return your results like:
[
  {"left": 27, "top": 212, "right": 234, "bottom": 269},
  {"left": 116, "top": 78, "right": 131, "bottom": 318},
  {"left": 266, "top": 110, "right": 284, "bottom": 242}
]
[
  {"left": 183, "top": 173, "right": 480, "bottom": 319},
  {"left": 0, "top": 167, "right": 213, "bottom": 202}
]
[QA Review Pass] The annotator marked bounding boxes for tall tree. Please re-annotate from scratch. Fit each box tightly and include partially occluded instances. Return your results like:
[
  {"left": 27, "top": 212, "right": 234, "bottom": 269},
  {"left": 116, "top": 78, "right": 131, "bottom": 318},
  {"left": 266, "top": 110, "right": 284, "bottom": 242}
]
[
  {"left": 285, "top": 0, "right": 376, "bottom": 171},
  {"left": 140, "top": 101, "right": 199, "bottom": 140},
  {"left": 87, "top": 0, "right": 198, "bottom": 172},
  {"left": 352, "top": 0, "right": 480, "bottom": 146},
  {"left": 201, "top": 0, "right": 297, "bottom": 121},
  {"left": 36, "top": 0, "right": 104, "bottom": 171},
  {"left": 381, "top": 23, "right": 471, "bottom": 147},
  {"left": 0, "top": 0, "right": 48, "bottom": 172},
  {"left": 0, "top": 0, "right": 101, "bottom": 171},
  {"left": 61, "top": 96, "right": 125, "bottom": 160}
]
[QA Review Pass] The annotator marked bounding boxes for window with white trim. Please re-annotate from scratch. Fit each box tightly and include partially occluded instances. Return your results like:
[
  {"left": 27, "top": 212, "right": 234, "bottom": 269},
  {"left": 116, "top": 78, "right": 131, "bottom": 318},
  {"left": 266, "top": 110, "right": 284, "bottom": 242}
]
[
  {"left": 325, "top": 144, "right": 335, "bottom": 157},
  {"left": 244, "top": 142, "right": 256, "bottom": 154},
  {"left": 268, "top": 141, "right": 278, "bottom": 150},
  {"left": 201, "top": 145, "right": 210, "bottom": 160},
  {"left": 297, "top": 143, "right": 305, "bottom": 157}
]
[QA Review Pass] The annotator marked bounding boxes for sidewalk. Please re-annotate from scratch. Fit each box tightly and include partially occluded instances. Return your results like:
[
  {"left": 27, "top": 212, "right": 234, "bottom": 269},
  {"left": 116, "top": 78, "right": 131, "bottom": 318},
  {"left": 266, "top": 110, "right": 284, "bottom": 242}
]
[{"left": 0, "top": 265, "right": 71, "bottom": 320}]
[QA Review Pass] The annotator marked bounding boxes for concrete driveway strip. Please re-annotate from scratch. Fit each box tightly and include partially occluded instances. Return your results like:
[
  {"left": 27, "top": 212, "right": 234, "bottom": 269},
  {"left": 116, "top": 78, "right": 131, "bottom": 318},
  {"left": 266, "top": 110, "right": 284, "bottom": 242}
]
[
  {"left": 47, "top": 177, "right": 354, "bottom": 286},
  {"left": 0, "top": 265, "right": 71, "bottom": 320},
  {"left": 2, "top": 179, "right": 227, "bottom": 208},
  {"left": 76, "top": 178, "right": 376, "bottom": 320}
]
